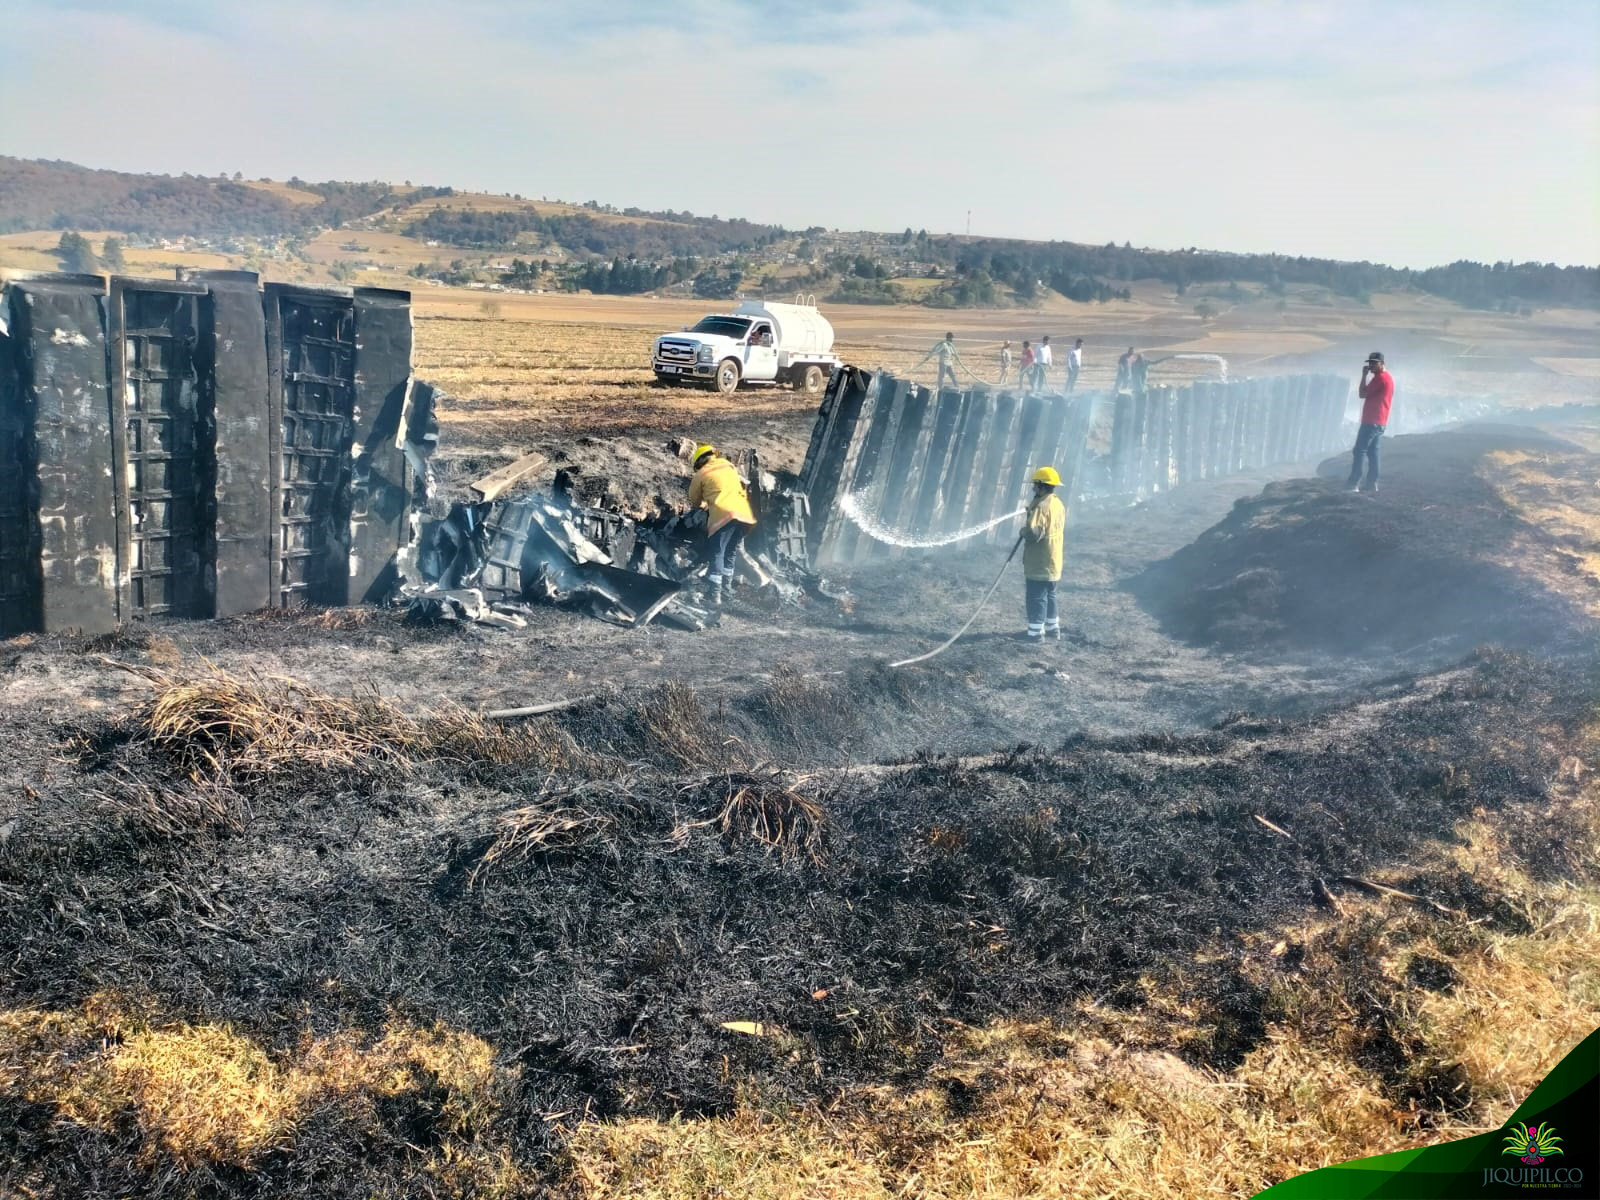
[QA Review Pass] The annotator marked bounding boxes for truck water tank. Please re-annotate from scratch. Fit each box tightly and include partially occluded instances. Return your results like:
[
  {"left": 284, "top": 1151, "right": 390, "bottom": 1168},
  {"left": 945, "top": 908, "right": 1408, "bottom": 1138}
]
[{"left": 734, "top": 301, "right": 834, "bottom": 357}]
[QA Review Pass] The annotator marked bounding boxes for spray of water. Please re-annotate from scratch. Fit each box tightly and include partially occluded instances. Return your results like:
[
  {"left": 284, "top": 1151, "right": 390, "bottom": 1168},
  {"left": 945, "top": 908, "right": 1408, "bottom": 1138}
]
[
  {"left": 841, "top": 492, "right": 1025, "bottom": 549},
  {"left": 1159, "top": 352, "right": 1229, "bottom": 381}
]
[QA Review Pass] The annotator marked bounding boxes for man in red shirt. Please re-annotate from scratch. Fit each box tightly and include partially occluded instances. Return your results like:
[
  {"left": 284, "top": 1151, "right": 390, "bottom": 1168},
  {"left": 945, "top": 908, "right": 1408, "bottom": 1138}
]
[{"left": 1345, "top": 351, "right": 1394, "bottom": 493}]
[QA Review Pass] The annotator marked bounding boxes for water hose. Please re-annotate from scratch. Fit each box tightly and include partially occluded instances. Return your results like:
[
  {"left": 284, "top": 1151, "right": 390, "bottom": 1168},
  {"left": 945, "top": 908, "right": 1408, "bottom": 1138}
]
[{"left": 889, "top": 534, "right": 1024, "bottom": 669}]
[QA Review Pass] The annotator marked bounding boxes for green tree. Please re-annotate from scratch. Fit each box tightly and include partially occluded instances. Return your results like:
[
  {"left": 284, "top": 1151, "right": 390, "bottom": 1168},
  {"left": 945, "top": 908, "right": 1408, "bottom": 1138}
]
[
  {"left": 56, "top": 231, "right": 99, "bottom": 274},
  {"left": 1194, "top": 299, "right": 1217, "bottom": 321},
  {"left": 100, "top": 236, "right": 127, "bottom": 272},
  {"left": 693, "top": 267, "right": 742, "bottom": 300}
]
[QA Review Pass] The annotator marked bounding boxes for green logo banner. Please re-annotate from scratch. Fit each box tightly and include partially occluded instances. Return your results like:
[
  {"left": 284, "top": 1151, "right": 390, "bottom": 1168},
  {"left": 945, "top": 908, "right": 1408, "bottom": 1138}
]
[{"left": 1254, "top": 1028, "right": 1598, "bottom": 1198}]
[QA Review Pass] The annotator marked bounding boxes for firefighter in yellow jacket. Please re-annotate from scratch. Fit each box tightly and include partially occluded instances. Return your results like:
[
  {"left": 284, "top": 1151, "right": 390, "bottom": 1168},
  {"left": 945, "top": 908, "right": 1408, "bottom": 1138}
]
[
  {"left": 1022, "top": 466, "right": 1066, "bottom": 641},
  {"left": 687, "top": 444, "right": 756, "bottom": 607}
]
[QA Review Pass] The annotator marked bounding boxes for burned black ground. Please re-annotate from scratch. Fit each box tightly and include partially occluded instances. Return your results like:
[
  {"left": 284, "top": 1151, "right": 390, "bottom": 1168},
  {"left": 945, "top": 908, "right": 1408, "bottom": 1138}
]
[
  {"left": 1, "top": 645, "right": 1595, "bottom": 1195},
  {"left": 1, "top": 420, "right": 1596, "bottom": 1197},
  {"left": 1133, "top": 424, "right": 1596, "bottom": 656}
]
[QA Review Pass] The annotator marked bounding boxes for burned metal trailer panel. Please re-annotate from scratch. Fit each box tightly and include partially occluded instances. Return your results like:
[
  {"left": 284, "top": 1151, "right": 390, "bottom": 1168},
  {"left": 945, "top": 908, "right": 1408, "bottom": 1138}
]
[
  {"left": 108, "top": 277, "right": 213, "bottom": 621},
  {"left": 0, "top": 271, "right": 423, "bottom": 635},
  {"left": 0, "top": 290, "right": 42, "bottom": 636},
  {"left": 265, "top": 283, "right": 361, "bottom": 609},
  {"left": 350, "top": 287, "right": 416, "bottom": 605},
  {"left": 2, "top": 276, "right": 118, "bottom": 633},
  {"left": 185, "top": 269, "right": 275, "bottom": 617},
  {"left": 801, "top": 369, "right": 1352, "bottom": 567}
]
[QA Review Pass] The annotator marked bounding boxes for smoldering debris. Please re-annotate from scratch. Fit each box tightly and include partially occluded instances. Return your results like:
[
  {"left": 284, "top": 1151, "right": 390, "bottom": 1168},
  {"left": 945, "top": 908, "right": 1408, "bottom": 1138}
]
[{"left": 393, "top": 450, "right": 822, "bottom": 631}]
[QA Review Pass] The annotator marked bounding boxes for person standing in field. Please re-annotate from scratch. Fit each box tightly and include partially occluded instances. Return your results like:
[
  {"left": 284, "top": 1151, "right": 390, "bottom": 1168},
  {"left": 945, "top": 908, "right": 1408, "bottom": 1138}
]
[
  {"left": 687, "top": 443, "right": 756, "bottom": 607},
  {"left": 913, "top": 331, "right": 965, "bottom": 392},
  {"left": 1034, "top": 334, "right": 1053, "bottom": 391},
  {"left": 1066, "top": 338, "right": 1083, "bottom": 393},
  {"left": 1115, "top": 347, "right": 1135, "bottom": 392},
  {"left": 1018, "top": 340, "right": 1036, "bottom": 392},
  {"left": 1022, "top": 466, "right": 1066, "bottom": 642},
  {"left": 1345, "top": 351, "right": 1393, "bottom": 494},
  {"left": 998, "top": 340, "right": 1013, "bottom": 383}
]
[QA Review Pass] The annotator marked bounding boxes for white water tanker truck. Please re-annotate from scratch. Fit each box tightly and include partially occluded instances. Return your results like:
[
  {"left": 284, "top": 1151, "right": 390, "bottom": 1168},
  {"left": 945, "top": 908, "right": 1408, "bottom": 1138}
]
[{"left": 652, "top": 297, "right": 840, "bottom": 397}]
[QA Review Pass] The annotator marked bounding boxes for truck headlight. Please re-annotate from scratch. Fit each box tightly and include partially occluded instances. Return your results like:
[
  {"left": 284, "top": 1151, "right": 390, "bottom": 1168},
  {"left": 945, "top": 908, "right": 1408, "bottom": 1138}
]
[{"left": 697, "top": 345, "right": 713, "bottom": 362}]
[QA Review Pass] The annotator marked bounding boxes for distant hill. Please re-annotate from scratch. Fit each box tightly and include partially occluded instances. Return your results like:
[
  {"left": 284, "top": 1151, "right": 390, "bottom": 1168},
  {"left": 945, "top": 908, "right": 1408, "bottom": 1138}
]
[
  {"left": 0, "top": 157, "right": 451, "bottom": 239},
  {"left": 403, "top": 206, "right": 785, "bottom": 261},
  {"left": 1, "top": 156, "right": 1594, "bottom": 313}
]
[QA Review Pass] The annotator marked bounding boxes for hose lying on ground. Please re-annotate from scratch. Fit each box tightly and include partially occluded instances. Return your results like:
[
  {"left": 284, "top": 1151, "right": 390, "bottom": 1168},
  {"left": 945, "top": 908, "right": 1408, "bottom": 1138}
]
[{"left": 889, "top": 535, "right": 1024, "bottom": 669}]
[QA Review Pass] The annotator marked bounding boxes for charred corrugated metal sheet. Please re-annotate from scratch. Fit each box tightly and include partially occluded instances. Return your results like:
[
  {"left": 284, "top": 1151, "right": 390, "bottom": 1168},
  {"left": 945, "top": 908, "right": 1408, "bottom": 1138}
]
[
  {"left": 350, "top": 288, "right": 415, "bottom": 604},
  {"left": 0, "top": 291, "right": 41, "bottom": 637},
  {"left": 185, "top": 270, "right": 275, "bottom": 617},
  {"left": 479, "top": 497, "right": 681, "bottom": 626},
  {"left": 801, "top": 370, "right": 1353, "bottom": 566},
  {"left": 6, "top": 275, "right": 118, "bottom": 633}
]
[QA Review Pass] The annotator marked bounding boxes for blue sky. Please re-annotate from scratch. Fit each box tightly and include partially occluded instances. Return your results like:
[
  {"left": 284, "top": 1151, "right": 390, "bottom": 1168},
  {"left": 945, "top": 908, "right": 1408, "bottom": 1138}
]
[{"left": 2, "top": 0, "right": 1596, "bottom": 268}]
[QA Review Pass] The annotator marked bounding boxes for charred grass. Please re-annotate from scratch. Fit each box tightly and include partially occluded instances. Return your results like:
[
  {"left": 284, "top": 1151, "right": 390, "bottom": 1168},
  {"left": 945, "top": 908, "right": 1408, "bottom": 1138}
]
[
  {"left": 1134, "top": 427, "right": 1599, "bottom": 657},
  {"left": 0, "top": 650, "right": 1596, "bottom": 1197}
]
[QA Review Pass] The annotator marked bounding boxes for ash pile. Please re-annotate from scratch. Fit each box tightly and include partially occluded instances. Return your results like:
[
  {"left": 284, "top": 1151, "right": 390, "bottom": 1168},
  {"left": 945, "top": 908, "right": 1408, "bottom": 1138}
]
[{"left": 396, "top": 448, "right": 821, "bottom": 631}]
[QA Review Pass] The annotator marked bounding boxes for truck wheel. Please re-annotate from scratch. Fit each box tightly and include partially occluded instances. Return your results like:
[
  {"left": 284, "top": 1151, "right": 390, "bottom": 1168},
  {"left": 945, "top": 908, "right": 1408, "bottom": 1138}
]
[
  {"left": 714, "top": 359, "right": 741, "bottom": 395},
  {"left": 798, "top": 364, "right": 826, "bottom": 398}
]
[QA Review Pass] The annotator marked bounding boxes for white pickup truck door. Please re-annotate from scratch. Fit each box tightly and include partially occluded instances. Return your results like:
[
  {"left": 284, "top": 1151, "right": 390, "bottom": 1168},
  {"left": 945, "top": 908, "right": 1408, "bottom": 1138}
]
[{"left": 744, "top": 325, "right": 779, "bottom": 381}]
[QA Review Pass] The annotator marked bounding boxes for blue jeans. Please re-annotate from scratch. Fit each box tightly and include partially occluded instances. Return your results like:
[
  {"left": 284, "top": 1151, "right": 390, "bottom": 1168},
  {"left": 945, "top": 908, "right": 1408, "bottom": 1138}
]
[
  {"left": 1025, "top": 579, "right": 1058, "bottom": 636},
  {"left": 707, "top": 521, "right": 747, "bottom": 581},
  {"left": 1347, "top": 423, "right": 1384, "bottom": 487}
]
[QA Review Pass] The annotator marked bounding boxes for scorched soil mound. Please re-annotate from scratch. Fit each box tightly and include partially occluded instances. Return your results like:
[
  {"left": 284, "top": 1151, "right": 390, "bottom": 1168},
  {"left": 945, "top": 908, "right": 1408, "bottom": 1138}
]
[
  {"left": 1, "top": 647, "right": 1595, "bottom": 1197},
  {"left": 1131, "top": 424, "right": 1597, "bottom": 656}
]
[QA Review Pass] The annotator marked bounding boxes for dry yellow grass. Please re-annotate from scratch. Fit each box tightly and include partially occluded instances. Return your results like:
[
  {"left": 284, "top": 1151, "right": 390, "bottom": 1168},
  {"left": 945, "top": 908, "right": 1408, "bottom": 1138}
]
[
  {"left": 0, "top": 248, "right": 61, "bottom": 272},
  {"left": 406, "top": 191, "right": 664, "bottom": 226},
  {"left": 469, "top": 799, "right": 617, "bottom": 887},
  {"left": 406, "top": 289, "right": 1596, "bottom": 461},
  {"left": 567, "top": 1020, "right": 1409, "bottom": 1200},
  {"left": 239, "top": 179, "right": 324, "bottom": 206},
  {"left": 716, "top": 775, "right": 828, "bottom": 864},
  {"left": 1, "top": 1002, "right": 507, "bottom": 1170},
  {"left": 1481, "top": 447, "right": 1600, "bottom": 615},
  {"left": 414, "top": 314, "right": 816, "bottom": 447},
  {"left": 302, "top": 227, "right": 436, "bottom": 266},
  {"left": 133, "top": 665, "right": 583, "bottom": 782}
]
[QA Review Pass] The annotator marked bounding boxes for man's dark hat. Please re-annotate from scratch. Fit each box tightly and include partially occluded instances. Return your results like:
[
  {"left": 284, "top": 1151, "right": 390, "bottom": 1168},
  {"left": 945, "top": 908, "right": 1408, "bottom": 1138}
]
[{"left": 1367, "top": 351, "right": 1385, "bottom": 363}]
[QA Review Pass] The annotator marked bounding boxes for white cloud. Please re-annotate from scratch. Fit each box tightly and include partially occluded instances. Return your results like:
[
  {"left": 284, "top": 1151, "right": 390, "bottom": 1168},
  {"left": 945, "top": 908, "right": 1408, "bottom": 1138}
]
[{"left": 1, "top": 0, "right": 1595, "bottom": 266}]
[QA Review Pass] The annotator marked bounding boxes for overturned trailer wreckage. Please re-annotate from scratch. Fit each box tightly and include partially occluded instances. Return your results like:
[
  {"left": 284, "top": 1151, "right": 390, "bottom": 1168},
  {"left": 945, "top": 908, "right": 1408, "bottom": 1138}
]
[
  {"left": 397, "top": 451, "right": 817, "bottom": 631},
  {"left": 0, "top": 270, "right": 441, "bottom": 636}
]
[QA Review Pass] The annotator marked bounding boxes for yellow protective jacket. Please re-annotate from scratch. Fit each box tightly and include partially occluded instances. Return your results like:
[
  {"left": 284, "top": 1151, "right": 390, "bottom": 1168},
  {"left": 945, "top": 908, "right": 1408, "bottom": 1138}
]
[
  {"left": 688, "top": 456, "right": 756, "bottom": 534},
  {"left": 1022, "top": 493, "right": 1065, "bottom": 582}
]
